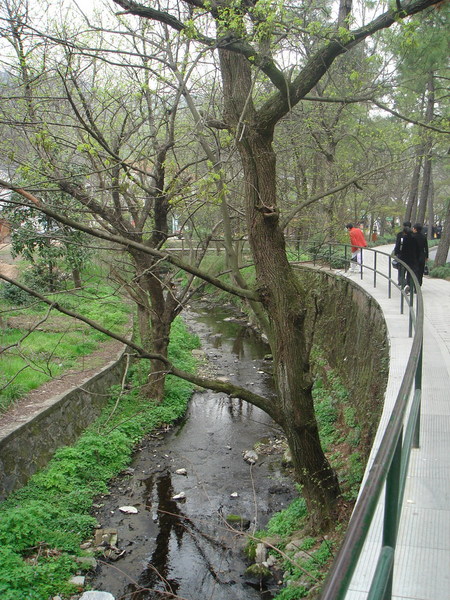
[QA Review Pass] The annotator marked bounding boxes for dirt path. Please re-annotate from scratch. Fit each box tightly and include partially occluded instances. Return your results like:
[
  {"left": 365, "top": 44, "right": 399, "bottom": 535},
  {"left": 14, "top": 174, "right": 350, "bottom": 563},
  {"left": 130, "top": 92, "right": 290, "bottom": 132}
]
[
  {"left": 0, "top": 243, "right": 18, "bottom": 279},
  {"left": 0, "top": 338, "right": 126, "bottom": 433},
  {"left": 0, "top": 242, "right": 126, "bottom": 432},
  {"left": 0, "top": 243, "right": 19, "bottom": 279}
]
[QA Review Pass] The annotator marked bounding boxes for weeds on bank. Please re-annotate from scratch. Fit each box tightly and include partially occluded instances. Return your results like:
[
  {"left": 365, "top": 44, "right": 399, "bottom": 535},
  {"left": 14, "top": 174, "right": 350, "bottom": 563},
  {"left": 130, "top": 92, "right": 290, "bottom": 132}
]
[
  {"left": 0, "top": 279, "right": 131, "bottom": 412},
  {"left": 248, "top": 351, "right": 364, "bottom": 599},
  {"left": 0, "top": 317, "right": 199, "bottom": 600}
]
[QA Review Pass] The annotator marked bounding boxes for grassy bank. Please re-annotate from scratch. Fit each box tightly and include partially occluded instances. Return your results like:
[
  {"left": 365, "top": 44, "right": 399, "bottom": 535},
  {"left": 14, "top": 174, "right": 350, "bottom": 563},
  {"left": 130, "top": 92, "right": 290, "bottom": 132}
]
[
  {"left": 0, "top": 317, "right": 199, "bottom": 600},
  {"left": 246, "top": 353, "right": 366, "bottom": 599},
  {"left": 0, "top": 279, "right": 131, "bottom": 412}
]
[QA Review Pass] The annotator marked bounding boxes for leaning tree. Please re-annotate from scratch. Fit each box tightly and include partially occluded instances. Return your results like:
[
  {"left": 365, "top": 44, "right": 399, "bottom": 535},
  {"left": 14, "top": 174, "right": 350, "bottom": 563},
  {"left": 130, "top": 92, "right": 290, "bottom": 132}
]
[{"left": 108, "top": 0, "right": 446, "bottom": 527}]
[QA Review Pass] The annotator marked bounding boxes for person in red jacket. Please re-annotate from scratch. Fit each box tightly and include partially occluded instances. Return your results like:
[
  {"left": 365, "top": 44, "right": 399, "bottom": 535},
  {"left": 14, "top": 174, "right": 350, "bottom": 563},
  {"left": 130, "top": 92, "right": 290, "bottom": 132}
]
[{"left": 346, "top": 223, "right": 367, "bottom": 274}]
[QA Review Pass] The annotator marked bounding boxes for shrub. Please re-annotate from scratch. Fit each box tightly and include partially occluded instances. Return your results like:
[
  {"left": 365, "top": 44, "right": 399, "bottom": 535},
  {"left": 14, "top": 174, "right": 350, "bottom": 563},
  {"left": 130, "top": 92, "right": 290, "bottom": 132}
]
[
  {"left": 0, "top": 283, "right": 32, "bottom": 305},
  {"left": 430, "top": 263, "right": 450, "bottom": 280}
]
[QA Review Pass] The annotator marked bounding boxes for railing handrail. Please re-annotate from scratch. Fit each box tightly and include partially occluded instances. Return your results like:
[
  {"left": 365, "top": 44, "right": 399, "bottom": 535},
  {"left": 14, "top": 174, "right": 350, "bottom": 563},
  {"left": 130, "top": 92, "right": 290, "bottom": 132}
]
[{"left": 307, "top": 243, "right": 424, "bottom": 600}]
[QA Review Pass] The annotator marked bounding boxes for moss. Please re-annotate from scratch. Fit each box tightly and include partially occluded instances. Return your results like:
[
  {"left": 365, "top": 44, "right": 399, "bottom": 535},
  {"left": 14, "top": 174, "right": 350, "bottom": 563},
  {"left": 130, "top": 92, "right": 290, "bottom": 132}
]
[{"left": 246, "top": 563, "right": 271, "bottom": 577}]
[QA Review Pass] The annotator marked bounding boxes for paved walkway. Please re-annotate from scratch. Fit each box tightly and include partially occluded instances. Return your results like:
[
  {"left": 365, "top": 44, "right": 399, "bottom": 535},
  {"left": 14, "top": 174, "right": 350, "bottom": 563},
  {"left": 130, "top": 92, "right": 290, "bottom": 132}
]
[{"left": 333, "top": 245, "right": 450, "bottom": 600}]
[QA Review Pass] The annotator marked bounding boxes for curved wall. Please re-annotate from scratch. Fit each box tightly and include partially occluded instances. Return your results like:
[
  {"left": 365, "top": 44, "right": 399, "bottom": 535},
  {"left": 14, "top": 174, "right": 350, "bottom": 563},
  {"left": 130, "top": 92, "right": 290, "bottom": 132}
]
[{"left": 297, "top": 267, "right": 389, "bottom": 453}]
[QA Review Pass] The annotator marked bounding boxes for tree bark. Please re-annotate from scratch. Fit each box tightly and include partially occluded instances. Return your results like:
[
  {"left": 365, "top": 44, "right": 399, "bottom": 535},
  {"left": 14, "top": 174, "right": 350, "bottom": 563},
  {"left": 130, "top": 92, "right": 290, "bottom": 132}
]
[
  {"left": 131, "top": 251, "right": 181, "bottom": 401},
  {"left": 219, "top": 49, "right": 340, "bottom": 529},
  {"left": 405, "top": 144, "right": 424, "bottom": 224},
  {"left": 416, "top": 73, "right": 435, "bottom": 226},
  {"left": 433, "top": 201, "right": 450, "bottom": 267},
  {"left": 72, "top": 268, "right": 82, "bottom": 289}
]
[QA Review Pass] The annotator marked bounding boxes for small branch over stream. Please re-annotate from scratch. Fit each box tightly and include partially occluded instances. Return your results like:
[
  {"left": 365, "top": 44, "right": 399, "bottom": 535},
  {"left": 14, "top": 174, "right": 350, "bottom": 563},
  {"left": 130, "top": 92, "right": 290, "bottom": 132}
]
[{"left": 0, "top": 272, "right": 273, "bottom": 416}]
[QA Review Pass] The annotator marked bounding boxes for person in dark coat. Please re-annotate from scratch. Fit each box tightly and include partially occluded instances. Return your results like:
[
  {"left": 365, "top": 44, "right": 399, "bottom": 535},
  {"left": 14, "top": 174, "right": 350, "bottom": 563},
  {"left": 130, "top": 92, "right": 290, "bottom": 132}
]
[
  {"left": 393, "top": 221, "right": 411, "bottom": 286},
  {"left": 397, "top": 224, "right": 420, "bottom": 293},
  {"left": 413, "top": 222, "right": 429, "bottom": 286}
]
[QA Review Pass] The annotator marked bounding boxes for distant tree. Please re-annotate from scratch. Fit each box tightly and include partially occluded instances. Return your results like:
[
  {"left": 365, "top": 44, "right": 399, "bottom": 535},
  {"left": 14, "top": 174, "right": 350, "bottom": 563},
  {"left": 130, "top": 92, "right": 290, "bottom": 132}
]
[{"left": 2, "top": 195, "right": 91, "bottom": 290}]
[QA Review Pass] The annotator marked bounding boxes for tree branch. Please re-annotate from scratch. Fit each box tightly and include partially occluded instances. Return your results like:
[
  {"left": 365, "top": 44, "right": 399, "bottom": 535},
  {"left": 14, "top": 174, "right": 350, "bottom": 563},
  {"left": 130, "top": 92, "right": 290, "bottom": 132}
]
[
  {"left": 112, "top": 0, "right": 288, "bottom": 93},
  {"left": 0, "top": 180, "right": 260, "bottom": 302},
  {"left": 302, "top": 95, "right": 450, "bottom": 134},
  {"left": 0, "top": 272, "right": 272, "bottom": 414},
  {"left": 257, "top": 0, "right": 444, "bottom": 130},
  {"left": 280, "top": 158, "right": 408, "bottom": 230}
]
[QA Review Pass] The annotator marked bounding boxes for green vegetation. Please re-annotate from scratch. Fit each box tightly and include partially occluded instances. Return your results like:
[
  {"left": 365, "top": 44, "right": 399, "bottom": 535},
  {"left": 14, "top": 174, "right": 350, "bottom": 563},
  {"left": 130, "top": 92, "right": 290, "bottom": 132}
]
[
  {"left": 429, "top": 260, "right": 450, "bottom": 280},
  {"left": 312, "top": 353, "right": 364, "bottom": 502},
  {"left": 193, "top": 253, "right": 256, "bottom": 306},
  {"left": 0, "top": 279, "right": 131, "bottom": 413},
  {"left": 248, "top": 352, "right": 364, "bottom": 598},
  {"left": 0, "top": 317, "right": 199, "bottom": 600}
]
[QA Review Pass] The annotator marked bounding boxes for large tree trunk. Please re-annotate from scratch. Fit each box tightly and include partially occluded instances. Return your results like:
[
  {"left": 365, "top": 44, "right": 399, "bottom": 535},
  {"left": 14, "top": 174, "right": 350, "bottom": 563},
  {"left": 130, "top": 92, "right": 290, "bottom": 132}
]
[
  {"left": 405, "top": 144, "right": 424, "bottom": 224},
  {"left": 132, "top": 252, "right": 179, "bottom": 401},
  {"left": 416, "top": 73, "right": 435, "bottom": 226},
  {"left": 434, "top": 201, "right": 450, "bottom": 267},
  {"left": 72, "top": 268, "right": 82, "bottom": 289},
  {"left": 220, "top": 49, "right": 340, "bottom": 529}
]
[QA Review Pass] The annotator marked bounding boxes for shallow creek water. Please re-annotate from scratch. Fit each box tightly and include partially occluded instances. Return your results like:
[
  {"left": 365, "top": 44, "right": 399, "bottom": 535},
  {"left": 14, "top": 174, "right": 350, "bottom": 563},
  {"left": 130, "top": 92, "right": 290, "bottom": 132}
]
[{"left": 87, "top": 303, "right": 296, "bottom": 600}]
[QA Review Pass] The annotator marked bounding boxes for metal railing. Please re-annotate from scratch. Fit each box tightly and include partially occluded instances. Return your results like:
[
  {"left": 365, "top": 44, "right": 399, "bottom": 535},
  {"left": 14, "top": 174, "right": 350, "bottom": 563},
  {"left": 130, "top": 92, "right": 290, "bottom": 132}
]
[{"left": 305, "top": 243, "right": 424, "bottom": 600}]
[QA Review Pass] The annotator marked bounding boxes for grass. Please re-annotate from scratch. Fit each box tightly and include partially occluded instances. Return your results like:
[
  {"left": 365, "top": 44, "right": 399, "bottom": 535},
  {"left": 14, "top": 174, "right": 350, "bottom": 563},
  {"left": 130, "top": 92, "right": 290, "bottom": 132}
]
[
  {"left": 0, "top": 317, "right": 199, "bottom": 600},
  {"left": 247, "top": 349, "right": 365, "bottom": 599},
  {"left": 0, "top": 278, "right": 131, "bottom": 412},
  {"left": 429, "top": 260, "right": 450, "bottom": 280}
]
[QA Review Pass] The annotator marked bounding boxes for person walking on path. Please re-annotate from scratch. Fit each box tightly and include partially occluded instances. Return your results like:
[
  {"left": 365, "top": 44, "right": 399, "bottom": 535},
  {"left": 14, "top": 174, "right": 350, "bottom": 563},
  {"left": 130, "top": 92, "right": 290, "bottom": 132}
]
[
  {"left": 393, "top": 221, "right": 410, "bottom": 287},
  {"left": 346, "top": 223, "right": 367, "bottom": 274},
  {"left": 412, "top": 223, "right": 429, "bottom": 285},
  {"left": 395, "top": 223, "right": 420, "bottom": 293}
]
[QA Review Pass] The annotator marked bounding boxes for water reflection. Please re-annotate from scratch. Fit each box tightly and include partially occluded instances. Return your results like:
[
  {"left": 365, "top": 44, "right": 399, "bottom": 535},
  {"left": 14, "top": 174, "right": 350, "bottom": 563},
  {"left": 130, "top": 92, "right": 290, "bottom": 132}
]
[
  {"left": 89, "top": 305, "right": 286, "bottom": 600},
  {"left": 126, "top": 472, "right": 184, "bottom": 599}
]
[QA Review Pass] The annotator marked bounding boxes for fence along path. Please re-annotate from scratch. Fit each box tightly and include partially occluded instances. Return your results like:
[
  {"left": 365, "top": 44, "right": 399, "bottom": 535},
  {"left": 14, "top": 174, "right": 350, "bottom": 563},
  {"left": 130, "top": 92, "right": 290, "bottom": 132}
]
[{"left": 332, "top": 245, "right": 450, "bottom": 600}]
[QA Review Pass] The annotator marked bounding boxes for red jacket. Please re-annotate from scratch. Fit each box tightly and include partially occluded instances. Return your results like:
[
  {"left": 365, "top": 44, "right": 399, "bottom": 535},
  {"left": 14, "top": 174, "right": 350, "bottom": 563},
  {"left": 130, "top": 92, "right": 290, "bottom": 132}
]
[{"left": 348, "top": 227, "right": 367, "bottom": 252}]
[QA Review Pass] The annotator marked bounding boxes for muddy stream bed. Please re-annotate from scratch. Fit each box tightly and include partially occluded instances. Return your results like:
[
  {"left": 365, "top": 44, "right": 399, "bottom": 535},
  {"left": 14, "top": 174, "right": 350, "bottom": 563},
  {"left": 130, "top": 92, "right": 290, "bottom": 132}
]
[{"left": 86, "top": 303, "right": 297, "bottom": 600}]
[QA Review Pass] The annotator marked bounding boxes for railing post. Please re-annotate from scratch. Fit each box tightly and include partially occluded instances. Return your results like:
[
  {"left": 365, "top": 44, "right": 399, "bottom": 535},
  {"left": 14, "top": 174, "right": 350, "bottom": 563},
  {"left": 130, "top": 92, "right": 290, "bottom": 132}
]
[
  {"left": 373, "top": 250, "right": 377, "bottom": 287},
  {"left": 367, "top": 546, "right": 395, "bottom": 600},
  {"left": 414, "top": 344, "right": 423, "bottom": 449},
  {"left": 388, "top": 260, "right": 392, "bottom": 298},
  {"left": 382, "top": 432, "right": 402, "bottom": 599},
  {"left": 408, "top": 285, "right": 414, "bottom": 338}
]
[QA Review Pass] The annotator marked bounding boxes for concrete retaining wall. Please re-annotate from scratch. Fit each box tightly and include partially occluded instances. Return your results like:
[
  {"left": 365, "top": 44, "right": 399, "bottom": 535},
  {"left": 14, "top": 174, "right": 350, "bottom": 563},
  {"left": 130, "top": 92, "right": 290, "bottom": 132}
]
[
  {"left": 0, "top": 347, "right": 129, "bottom": 501},
  {"left": 297, "top": 267, "right": 389, "bottom": 456}
]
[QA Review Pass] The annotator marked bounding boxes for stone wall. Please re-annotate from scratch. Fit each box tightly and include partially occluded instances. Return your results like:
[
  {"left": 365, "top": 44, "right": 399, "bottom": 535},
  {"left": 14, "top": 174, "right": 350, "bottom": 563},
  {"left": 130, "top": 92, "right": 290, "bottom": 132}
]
[
  {"left": 297, "top": 267, "right": 389, "bottom": 454},
  {"left": 0, "top": 347, "right": 129, "bottom": 501}
]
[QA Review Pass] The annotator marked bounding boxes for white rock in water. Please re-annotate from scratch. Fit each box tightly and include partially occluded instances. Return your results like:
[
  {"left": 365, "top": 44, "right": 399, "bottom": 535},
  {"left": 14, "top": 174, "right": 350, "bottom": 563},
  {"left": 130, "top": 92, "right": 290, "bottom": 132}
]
[
  {"left": 118, "top": 506, "right": 138, "bottom": 514},
  {"left": 175, "top": 468, "right": 187, "bottom": 476},
  {"left": 243, "top": 450, "right": 258, "bottom": 464},
  {"left": 172, "top": 491, "right": 186, "bottom": 500},
  {"left": 255, "top": 542, "right": 267, "bottom": 564},
  {"left": 266, "top": 555, "right": 277, "bottom": 567},
  {"left": 79, "top": 593, "right": 116, "bottom": 600}
]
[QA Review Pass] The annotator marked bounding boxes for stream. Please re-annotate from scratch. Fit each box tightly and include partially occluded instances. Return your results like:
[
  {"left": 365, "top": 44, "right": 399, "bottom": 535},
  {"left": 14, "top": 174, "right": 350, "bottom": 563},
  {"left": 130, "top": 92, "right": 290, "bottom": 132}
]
[{"left": 87, "top": 303, "right": 296, "bottom": 600}]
